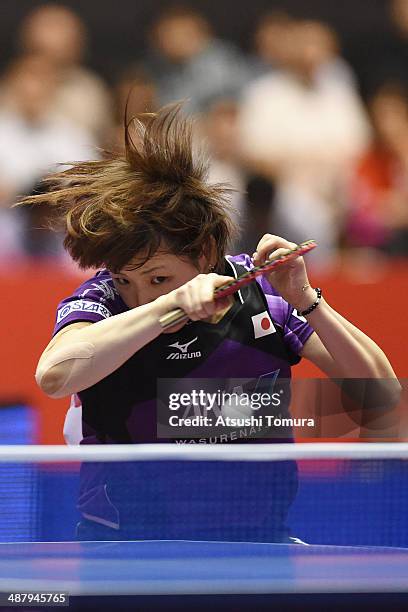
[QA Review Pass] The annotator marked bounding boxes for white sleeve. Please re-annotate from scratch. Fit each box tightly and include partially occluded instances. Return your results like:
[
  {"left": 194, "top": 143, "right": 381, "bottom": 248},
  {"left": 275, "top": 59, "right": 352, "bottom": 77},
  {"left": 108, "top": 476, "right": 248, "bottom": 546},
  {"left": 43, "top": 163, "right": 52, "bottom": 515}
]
[{"left": 63, "top": 394, "right": 83, "bottom": 445}]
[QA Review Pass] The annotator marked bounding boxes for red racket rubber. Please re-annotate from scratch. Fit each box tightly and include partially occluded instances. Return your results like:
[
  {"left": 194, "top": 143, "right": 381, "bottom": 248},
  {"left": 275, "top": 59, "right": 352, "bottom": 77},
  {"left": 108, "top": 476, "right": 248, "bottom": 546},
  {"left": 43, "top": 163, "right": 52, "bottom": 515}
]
[{"left": 159, "top": 240, "right": 317, "bottom": 330}]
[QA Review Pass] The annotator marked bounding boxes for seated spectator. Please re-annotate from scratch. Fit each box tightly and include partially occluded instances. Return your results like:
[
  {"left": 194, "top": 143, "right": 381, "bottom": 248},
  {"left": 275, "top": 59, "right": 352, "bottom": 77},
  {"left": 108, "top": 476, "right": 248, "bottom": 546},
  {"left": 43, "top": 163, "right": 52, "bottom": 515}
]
[
  {"left": 346, "top": 83, "right": 408, "bottom": 256},
  {"left": 144, "top": 5, "right": 251, "bottom": 114},
  {"left": 0, "top": 54, "right": 97, "bottom": 260},
  {"left": 238, "top": 19, "right": 370, "bottom": 270},
  {"left": 199, "top": 100, "right": 248, "bottom": 252},
  {"left": 17, "top": 3, "right": 113, "bottom": 142},
  {"left": 252, "top": 11, "right": 295, "bottom": 76},
  {"left": 106, "top": 65, "right": 158, "bottom": 153},
  {"left": 349, "top": 0, "right": 408, "bottom": 99}
]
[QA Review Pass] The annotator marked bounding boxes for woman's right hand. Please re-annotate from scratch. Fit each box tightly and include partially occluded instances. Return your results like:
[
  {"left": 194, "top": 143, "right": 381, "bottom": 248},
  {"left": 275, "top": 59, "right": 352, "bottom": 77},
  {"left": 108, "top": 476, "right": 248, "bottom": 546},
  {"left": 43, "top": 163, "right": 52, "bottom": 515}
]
[{"left": 155, "top": 272, "right": 234, "bottom": 327}]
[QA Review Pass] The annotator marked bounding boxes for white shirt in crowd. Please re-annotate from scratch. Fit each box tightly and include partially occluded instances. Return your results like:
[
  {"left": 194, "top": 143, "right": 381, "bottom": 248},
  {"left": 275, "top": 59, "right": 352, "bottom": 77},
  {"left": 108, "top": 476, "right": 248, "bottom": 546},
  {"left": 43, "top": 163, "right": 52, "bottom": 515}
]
[
  {"left": 237, "top": 70, "right": 371, "bottom": 268},
  {"left": 0, "top": 111, "right": 97, "bottom": 258}
]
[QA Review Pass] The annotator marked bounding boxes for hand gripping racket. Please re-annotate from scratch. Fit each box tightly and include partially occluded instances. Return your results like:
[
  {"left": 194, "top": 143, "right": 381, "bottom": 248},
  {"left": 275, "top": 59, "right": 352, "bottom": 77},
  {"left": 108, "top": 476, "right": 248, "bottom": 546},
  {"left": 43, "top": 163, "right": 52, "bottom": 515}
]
[{"left": 159, "top": 239, "right": 317, "bottom": 331}]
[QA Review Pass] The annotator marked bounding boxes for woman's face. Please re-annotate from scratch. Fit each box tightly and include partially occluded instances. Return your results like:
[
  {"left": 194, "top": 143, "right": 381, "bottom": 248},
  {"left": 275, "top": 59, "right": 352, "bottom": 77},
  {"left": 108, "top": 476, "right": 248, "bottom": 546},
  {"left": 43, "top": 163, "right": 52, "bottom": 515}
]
[{"left": 110, "top": 251, "right": 208, "bottom": 309}]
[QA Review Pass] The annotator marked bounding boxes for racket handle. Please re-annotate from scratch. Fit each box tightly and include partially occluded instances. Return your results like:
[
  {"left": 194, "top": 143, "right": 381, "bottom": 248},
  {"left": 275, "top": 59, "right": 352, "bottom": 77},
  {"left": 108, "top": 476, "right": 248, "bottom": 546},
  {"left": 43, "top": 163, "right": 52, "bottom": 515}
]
[
  {"left": 159, "top": 307, "right": 189, "bottom": 331},
  {"left": 159, "top": 239, "right": 317, "bottom": 331}
]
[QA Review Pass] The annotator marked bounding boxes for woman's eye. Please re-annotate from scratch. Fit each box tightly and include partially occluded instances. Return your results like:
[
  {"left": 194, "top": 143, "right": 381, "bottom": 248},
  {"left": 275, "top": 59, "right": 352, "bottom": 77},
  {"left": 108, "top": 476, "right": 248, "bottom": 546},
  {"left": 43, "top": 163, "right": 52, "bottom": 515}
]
[
  {"left": 151, "top": 276, "right": 167, "bottom": 285},
  {"left": 115, "top": 278, "right": 129, "bottom": 286}
]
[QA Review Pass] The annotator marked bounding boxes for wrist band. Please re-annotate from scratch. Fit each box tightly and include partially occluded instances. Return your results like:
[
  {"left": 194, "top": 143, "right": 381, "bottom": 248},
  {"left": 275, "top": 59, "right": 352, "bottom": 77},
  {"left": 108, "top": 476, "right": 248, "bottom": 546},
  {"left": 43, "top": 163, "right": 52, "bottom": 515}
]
[{"left": 298, "top": 287, "right": 322, "bottom": 316}]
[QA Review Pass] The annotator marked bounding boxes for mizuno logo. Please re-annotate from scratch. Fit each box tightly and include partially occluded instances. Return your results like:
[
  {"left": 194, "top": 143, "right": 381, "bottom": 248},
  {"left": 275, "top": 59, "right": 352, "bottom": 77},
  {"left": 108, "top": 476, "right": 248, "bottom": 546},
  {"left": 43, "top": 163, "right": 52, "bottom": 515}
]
[
  {"left": 167, "top": 337, "right": 201, "bottom": 360},
  {"left": 169, "top": 337, "right": 198, "bottom": 353}
]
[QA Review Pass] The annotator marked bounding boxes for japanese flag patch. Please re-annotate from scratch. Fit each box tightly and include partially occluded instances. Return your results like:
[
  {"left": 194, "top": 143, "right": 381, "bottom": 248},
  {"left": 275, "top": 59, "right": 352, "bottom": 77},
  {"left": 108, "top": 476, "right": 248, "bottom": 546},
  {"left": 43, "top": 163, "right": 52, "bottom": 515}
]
[{"left": 252, "top": 311, "right": 276, "bottom": 339}]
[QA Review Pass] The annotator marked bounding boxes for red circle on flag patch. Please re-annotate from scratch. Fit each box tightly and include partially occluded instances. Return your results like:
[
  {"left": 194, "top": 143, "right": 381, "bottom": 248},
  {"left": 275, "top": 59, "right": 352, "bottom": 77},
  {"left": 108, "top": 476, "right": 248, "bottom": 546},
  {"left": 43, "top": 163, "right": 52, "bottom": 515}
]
[{"left": 261, "top": 317, "right": 271, "bottom": 330}]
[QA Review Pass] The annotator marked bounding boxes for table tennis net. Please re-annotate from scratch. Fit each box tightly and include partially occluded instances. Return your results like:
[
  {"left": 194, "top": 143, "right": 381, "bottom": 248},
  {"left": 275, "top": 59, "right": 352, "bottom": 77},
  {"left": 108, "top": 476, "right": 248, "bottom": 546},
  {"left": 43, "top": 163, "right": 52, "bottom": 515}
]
[{"left": 0, "top": 443, "right": 407, "bottom": 547}]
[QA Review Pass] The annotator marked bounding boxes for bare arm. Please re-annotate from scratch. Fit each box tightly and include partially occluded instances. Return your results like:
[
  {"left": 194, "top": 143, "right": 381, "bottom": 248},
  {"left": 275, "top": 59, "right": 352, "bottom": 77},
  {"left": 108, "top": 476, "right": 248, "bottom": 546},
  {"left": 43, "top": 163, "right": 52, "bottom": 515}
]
[
  {"left": 37, "top": 272, "right": 233, "bottom": 398},
  {"left": 299, "top": 298, "right": 397, "bottom": 379},
  {"left": 301, "top": 322, "right": 401, "bottom": 438},
  {"left": 253, "top": 234, "right": 398, "bottom": 380},
  {"left": 36, "top": 300, "right": 166, "bottom": 398}
]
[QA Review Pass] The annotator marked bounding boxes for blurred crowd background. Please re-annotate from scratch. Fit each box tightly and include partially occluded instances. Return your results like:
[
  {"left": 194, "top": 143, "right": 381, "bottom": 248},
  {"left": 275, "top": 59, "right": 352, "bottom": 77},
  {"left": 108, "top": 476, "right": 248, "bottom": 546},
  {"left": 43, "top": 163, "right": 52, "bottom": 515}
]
[
  {"left": 1, "top": 0, "right": 408, "bottom": 272},
  {"left": 0, "top": 1, "right": 407, "bottom": 444},
  {"left": 0, "top": 4, "right": 407, "bottom": 546}
]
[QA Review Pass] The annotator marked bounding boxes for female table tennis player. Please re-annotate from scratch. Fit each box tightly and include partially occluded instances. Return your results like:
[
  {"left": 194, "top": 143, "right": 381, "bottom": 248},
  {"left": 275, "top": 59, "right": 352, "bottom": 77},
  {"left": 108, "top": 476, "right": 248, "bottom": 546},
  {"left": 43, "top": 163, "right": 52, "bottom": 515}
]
[{"left": 20, "top": 104, "right": 398, "bottom": 542}]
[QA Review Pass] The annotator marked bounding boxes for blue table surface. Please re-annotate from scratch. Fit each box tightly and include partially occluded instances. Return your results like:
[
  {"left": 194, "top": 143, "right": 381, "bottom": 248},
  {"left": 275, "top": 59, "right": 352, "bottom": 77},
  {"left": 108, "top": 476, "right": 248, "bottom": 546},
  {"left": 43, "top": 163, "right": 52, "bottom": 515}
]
[{"left": 0, "top": 540, "right": 407, "bottom": 595}]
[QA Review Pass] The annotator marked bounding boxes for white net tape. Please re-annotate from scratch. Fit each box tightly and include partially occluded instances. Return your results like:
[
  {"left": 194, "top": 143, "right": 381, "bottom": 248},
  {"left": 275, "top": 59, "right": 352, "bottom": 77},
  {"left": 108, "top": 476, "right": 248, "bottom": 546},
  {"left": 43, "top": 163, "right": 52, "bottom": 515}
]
[{"left": 0, "top": 442, "right": 406, "bottom": 462}]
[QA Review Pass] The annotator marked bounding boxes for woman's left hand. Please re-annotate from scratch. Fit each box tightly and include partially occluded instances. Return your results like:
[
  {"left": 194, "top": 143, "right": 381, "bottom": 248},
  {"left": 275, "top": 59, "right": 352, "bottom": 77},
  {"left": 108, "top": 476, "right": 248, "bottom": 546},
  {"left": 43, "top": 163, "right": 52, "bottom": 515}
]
[{"left": 252, "top": 234, "right": 316, "bottom": 311}]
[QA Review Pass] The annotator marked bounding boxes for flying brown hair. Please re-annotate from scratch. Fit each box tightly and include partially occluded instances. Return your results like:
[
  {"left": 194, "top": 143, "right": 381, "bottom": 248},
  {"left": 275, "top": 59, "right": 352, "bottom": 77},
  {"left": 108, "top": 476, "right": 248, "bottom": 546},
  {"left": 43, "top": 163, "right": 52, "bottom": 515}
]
[{"left": 15, "top": 103, "right": 236, "bottom": 272}]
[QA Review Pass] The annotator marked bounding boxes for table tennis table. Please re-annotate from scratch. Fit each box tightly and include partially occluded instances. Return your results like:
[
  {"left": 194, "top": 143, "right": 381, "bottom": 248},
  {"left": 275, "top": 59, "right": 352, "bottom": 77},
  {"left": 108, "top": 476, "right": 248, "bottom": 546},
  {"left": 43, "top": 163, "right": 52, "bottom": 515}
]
[{"left": 0, "top": 540, "right": 407, "bottom": 610}]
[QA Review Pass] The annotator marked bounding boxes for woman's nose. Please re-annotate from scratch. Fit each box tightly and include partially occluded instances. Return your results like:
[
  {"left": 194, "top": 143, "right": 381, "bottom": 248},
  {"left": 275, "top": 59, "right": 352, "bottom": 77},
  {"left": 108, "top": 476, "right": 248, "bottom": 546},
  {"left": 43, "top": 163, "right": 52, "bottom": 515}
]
[{"left": 131, "top": 287, "right": 156, "bottom": 308}]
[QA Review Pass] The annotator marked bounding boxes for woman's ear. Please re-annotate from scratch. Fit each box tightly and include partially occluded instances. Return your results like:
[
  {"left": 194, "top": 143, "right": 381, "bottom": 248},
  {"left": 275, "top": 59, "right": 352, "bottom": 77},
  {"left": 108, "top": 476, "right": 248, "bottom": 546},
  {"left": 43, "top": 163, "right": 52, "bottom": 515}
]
[{"left": 199, "top": 236, "right": 217, "bottom": 272}]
